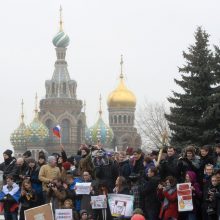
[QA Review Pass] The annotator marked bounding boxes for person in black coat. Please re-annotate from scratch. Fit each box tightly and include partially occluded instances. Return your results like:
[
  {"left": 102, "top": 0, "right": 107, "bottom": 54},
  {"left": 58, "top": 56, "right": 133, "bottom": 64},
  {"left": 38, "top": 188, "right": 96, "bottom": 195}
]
[
  {"left": 143, "top": 167, "right": 160, "bottom": 220},
  {"left": 158, "top": 146, "right": 180, "bottom": 181},
  {"left": 130, "top": 149, "right": 144, "bottom": 176},
  {"left": 198, "top": 145, "right": 214, "bottom": 185},
  {"left": 118, "top": 151, "right": 131, "bottom": 180},
  {"left": 94, "top": 151, "right": 118, "bottom": 192},
  {"left": 0, "top": 150, "right": 17, "bottom": 183}
]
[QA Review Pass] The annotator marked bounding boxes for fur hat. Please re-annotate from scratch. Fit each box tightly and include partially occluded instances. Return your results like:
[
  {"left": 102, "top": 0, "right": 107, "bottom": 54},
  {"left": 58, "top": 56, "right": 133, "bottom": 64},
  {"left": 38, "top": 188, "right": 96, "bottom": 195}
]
[{"left": 3, "top": 149, "right": 13, "bottom": 157}]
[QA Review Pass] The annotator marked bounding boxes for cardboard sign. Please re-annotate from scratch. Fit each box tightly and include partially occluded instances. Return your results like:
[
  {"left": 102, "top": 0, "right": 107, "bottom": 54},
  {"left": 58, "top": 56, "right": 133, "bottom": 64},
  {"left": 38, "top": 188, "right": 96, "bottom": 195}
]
[
  {"left": 108, "top": 194, "right": 134, "bottom": 217},
  {"left": 24, "top": 203, "right": 54, "bottom": 220},
  {"left": 55, "top": 209, "right": 72, "bottom": 220},
  {"left": 91, "top": 195, "right": 107, "bottom": 209},
  {"left": 177, "top": 183, "right": 193, "bottom": 212},
  {"left": 75, "top": 182, "right": 91, "bottom": 195}
]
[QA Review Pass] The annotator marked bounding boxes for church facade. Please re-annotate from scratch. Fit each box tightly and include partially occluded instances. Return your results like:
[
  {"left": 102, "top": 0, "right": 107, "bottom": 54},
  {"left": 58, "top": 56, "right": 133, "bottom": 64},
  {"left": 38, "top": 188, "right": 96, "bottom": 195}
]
[{"left": 10, "top": 8, "right": 141, "bottom": 158}]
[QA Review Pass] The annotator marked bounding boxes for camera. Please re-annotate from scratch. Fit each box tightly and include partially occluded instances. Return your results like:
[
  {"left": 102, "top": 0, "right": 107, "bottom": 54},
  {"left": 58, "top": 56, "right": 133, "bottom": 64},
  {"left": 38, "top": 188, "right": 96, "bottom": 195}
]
[{"left": 47, "top": 182, "right": 55, "bottom": 188}]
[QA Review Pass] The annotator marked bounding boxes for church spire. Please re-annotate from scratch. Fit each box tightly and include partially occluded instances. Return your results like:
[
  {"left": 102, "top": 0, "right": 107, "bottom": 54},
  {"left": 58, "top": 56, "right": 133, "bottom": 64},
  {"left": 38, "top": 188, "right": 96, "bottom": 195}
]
[
  {"left": 34, "top": 93, "right": 38, "bottom": 118},
  {"left": 21, "top": 99, "right": 24, "bottom": 123},
  {"left": 99, "top": 94, "right": 102, "bottom": 116},
  {"left": 120, "top": 54, "right": 124, "bottom": 79},
  {"left": 59, "top": 5, "right": 63, "bottom": 31}
]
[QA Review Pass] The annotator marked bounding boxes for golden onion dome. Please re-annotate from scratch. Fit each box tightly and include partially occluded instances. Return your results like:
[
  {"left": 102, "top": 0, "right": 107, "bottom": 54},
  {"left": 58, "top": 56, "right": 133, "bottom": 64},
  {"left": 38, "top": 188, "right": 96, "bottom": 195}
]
[
  {"left": 107, "top": 56, "right": 136, "bottom": 108},
  {"left": 10, "top": 99, "right": 27, "bottom": 148}
]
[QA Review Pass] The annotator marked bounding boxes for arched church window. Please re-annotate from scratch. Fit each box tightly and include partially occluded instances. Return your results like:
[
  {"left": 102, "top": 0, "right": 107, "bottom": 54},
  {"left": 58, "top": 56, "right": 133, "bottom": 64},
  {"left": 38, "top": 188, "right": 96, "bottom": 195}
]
[
  {"left": 63, "top": 83, "right": 66, "bottom": 94},
  {"left": 114, "top": 115, "right": 117, "bottom": 124},
  {"left": 123, "top": 115, "right": 127, "bottom": 124},
  {"left": 61, "top": 119, "right": 70, "bottom": 144},
  {"left": 52, "top": 83, "right": 55, "bottom": 94},
  {"left": 45, "top": 119, "right": 55, "bottom": 143},
  {"left": 111, "top": 116, "right": 113, "bottom": 124},
  {"left": 118, "top": 115, "right": 122, "bottom": 123},
  {"left": 128, "top": 116, "right": 131, "bottom": 124},
  {"left": 77, "top": 120, "right": 83, "bottom": 146}
]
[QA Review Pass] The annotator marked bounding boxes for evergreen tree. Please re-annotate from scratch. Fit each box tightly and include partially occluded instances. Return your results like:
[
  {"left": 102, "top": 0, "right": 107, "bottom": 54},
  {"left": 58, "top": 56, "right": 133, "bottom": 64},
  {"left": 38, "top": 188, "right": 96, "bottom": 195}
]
[{"left": 166, "top": 27, "right": 215, "bottom": 146}]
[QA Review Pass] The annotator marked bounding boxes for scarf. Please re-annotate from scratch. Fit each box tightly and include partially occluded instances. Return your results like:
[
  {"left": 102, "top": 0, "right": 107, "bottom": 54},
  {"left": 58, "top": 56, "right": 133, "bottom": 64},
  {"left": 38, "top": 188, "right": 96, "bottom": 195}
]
[{"left": 162, "top": 186, "right": 176, "bottom": 211}]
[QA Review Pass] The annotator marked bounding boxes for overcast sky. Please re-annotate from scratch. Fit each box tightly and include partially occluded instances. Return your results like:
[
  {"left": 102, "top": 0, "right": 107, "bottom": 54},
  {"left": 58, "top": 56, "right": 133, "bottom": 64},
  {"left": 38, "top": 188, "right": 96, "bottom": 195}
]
[{"left": 1, "top": 0, "right": 220, "bottom": 159}]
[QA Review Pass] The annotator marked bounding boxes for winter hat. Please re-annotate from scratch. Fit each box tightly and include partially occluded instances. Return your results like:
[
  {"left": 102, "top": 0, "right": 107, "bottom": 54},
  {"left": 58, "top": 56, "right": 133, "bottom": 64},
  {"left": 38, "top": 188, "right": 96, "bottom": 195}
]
[
  {"left": 3, "top": 149, "right": 13, "bottom": 157},
  {"left": 80, "top": 209, "right": 87, "bottom": 217},
  {"left": 131, "top": 214, "right": 145, "bottom": 220},
  {"left": 133, "top": 208, "right": 144, "bottom": 215},
  {"left": 23, "top": 150, "right": 32, "bottom": 158}
]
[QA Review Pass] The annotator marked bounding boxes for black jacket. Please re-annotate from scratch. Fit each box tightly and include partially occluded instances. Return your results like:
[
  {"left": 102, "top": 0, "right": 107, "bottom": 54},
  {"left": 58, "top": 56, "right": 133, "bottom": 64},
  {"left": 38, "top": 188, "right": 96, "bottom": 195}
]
[
  {"left": 0, "top": 157, "right": 17, "bottom": 182},
  {"left": 118, "top": 160, "right": 131, "bottom": 180}
]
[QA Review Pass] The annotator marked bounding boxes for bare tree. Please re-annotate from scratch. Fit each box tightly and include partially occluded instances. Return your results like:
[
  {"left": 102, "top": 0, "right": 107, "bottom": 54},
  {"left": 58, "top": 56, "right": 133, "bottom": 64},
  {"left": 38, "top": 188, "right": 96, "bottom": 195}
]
[{"left": 136, "top": 101, "right": 170, "bottom": 151}]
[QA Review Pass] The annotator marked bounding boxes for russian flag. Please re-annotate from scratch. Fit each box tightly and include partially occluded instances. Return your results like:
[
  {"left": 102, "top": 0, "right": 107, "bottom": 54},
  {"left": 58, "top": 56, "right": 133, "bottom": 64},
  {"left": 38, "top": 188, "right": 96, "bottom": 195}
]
[{"left": 53, "top": 125, "right": 61, "bottom": 138}]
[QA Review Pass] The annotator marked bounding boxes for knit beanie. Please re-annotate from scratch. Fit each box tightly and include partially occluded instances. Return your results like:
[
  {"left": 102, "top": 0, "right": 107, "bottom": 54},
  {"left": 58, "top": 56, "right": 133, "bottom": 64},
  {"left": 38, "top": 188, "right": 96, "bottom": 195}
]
[{"left": 3, "top": 149, "right": 13, "bottom": 157}]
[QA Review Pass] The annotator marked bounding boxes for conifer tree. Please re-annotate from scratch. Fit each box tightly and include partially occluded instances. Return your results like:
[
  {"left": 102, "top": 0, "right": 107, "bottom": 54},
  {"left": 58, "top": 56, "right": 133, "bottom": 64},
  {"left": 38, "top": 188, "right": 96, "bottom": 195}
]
[{"left": 166, "top": 27, "right": 215, "bottom": 146}]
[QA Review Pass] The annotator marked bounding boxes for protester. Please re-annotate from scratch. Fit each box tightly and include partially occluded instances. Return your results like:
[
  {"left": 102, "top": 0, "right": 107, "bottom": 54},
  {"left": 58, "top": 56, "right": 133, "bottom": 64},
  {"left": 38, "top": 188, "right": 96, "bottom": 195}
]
[
  {"left": 130, "top": 149, "right": 144, "bottom": 176},
  {"left": 0, "top": 150, "right": 17, "bottom": 183},
  {"left": 19, "top": 179, "right": 37, "bottom": 220},
  {"left": 157, "top": 176, "right": 178, "bottom": 220},
  {"left": 118, "top": 151, "right": 131, "bottom": 180},
  {"left": 143, "top": 167, "right": 160, "bottom": 220},
  {"left": 38, "top": 155, "right": 61, "bottom": 203},
  {"left": 0, "top": 175, "right": 20, "bottom": 220}
]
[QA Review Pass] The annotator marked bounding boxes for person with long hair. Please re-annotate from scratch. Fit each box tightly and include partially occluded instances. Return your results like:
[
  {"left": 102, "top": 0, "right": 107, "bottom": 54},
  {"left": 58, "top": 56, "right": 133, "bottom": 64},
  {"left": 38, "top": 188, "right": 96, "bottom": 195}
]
[
  {"left": 157, "top": 176, "right": 178, "bottom": 220},
  {"left": 113, "top": 176, "right": 129, "bottom": 194},
  {"left": 19, "top": 179, "right": 37, "bottom": 220}
]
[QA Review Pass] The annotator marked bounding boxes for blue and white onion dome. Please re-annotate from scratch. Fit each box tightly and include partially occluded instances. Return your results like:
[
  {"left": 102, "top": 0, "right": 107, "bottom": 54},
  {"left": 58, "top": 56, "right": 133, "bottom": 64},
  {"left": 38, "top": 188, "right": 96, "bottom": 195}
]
[
  {"left": 85, "top": 116, "right": 114, "bottom": 146},
  {"left": 10, "top": 121, "right": 27, "bottom": 148},
  {"left": 25, "top": 113, "right": 49, "bottom": 144},
  {"left": 52, "top": 30, "right": 70, "bottom": 48}
]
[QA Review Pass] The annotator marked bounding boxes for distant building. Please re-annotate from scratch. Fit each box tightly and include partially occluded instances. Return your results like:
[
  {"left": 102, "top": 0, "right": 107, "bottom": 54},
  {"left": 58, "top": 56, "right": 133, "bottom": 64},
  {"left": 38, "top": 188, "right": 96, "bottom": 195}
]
[{"left": 10, "top": 8, "right": 141, "bottom": 158}]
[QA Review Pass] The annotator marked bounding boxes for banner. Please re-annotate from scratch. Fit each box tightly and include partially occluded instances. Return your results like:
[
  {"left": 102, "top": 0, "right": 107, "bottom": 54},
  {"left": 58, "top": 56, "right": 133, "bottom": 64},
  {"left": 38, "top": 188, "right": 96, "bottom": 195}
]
[
  {"left": 24, "top": 203, "right": 54, "bottom": 220},
  {"left": 75, "top": 182, "right": 91, "bottom": 195},
  {"left": 55, "top": 209, "right": 72, "bottom": 220},
  {"left": 177, "top": 183, "right": 193, "bottom": 212},
  {"left": 91, "top": 195, "right": 107, "bottom": 209},
  {"left": 108, "top": 194, "right": 134, "bottom": 217}
]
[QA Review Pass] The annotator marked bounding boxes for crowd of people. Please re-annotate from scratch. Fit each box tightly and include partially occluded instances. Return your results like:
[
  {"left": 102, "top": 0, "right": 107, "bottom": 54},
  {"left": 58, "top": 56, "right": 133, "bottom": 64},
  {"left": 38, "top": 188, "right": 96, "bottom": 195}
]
[{"left": 0, "top": 143, "right": 220, "bottom": 220}]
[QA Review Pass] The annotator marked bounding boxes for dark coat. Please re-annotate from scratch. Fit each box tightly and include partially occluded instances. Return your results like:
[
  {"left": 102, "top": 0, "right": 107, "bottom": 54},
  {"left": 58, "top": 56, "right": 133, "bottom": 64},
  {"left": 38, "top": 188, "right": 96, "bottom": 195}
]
[
  {"left": 95, "top": 161, "right": 118, "bottom": 191},
  {"left": 0, "top": 157, "right": 17, "bottom": 182},
  {"left": 118, "top": 160, "right": 131, "bottom": 180},
  {"left": 130, "top": 155, "right": 144, "bottom": 176},
  {"left": 159, "top": 154, "right": 180, "bottom": 180}
]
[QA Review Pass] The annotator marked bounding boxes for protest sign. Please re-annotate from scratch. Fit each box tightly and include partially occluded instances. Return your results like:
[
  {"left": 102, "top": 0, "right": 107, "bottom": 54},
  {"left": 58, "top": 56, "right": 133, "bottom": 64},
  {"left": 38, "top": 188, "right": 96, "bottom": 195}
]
[
  {"left": 108, "top": 194, "right": 134, "bottom": 217},
  {"left": 24, "top": 203, "right": 54, "bottom": 220},
  {"left": 177, "top": 183, "right": 193, "bottom": 212},
  {"left": 75, "top": 182, "right": 91, "bottom": 195},
  {"left": 91, "top": 195, "right": 107, "bottom": 209},
  {"left": 55, "top": 209, "right": 72, "bottom": 220}
]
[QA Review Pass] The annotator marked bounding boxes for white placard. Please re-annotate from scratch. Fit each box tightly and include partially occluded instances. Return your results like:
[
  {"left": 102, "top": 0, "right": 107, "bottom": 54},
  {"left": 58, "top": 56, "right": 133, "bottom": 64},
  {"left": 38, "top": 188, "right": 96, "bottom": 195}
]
[
  {"left": 91, "top": 195, "right": 107, "bottom": 209},
  {"left": 75, "top": 182, "right": 91, "bottom": 195},
  {"left": 108, "top": 194, "right": 134, "bottom": 217},
  {"left": 55, "top": 209, "right": 72, "bottom": 220},
  {"left": 177, "top": 183, "right": 193, "bottom": 212}
]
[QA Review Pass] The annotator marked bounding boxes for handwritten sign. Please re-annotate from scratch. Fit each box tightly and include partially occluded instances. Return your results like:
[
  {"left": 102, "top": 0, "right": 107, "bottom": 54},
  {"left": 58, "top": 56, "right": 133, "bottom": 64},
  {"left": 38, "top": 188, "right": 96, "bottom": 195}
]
[
  {"left": 108, "top": 194, "right": 134, "bottom": 217},
  {"left": 55, "top": 209, "right": 72, "bottom": 220},
  {"left": 91, "top": 195, "right": 107, "bottom": 209},
  {"left": 177, "top": 183, "right": 193, "bottom": 212},
  {"left": 75, "top": 182, "right": 91, "bottom": 195}
]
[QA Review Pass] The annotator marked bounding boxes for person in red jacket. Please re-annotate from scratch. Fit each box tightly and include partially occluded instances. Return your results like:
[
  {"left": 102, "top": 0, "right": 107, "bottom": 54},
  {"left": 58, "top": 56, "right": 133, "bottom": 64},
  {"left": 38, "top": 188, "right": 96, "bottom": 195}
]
[{"left": 157, "top": 176, "right": 178, "bottom": 220}]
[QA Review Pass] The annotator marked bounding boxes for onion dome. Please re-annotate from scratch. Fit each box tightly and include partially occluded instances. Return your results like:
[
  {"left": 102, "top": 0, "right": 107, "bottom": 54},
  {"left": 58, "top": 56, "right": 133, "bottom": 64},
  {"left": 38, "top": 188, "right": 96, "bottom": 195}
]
[
  {"left": 52, "top": 6, "right": 70, "bottom": 48},
  {"left": 85, "top": 95, "right": 114, "bottom": 145},
  {"left": 10, "top": 100, "right": 27, "bottom": 148},
  {"left": 25, "top": 94, "right": 49, "bottom": 144},
  {"left": 107, "top": 55, "right": 136, "bottom": 108}
]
